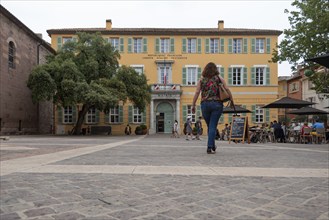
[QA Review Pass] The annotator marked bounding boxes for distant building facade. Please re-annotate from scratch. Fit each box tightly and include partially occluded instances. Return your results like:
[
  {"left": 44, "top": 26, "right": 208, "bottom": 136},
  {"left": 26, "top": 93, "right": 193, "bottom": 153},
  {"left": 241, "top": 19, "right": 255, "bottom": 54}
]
[
  {"left": 0, "top": 5, "right": 55, "bottom": 135},
  {"left": 47, "top": 19, "right": 282, "bottom": 134}
]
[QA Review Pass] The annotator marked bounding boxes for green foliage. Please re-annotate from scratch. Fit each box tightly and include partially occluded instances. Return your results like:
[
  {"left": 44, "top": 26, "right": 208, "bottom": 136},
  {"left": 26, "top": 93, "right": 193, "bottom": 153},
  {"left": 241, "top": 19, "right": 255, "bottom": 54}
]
[
  {"left": 309, "top": 70, "right": 329, "bottom": 95},
  {"left": 140, "top": 124, "right": 147, "bottom": 130},
  {"left": 27, "top": 32, "right": 151, "bottom": 134},
  {"left": 271, "top": 0, "right": 329, "bottom": 69}
]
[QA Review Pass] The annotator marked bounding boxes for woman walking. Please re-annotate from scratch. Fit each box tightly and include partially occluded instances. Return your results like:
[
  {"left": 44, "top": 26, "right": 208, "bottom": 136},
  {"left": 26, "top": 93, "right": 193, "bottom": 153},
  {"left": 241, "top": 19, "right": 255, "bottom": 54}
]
[{"left": 192, "top": 62, "right": 234, "bottom": 154}]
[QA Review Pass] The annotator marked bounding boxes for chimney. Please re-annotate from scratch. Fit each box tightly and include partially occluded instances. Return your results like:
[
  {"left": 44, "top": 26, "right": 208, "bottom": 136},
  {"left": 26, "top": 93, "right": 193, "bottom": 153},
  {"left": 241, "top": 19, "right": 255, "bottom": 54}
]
[
  {"left": 36, "top": 33, "right": 43, "bottom": 39},
  {"left": 106, "top": 19, "right": 112, "bottom": 30},
  {"left": 218, "top": 20, "right": 224, "bottom": 30}
]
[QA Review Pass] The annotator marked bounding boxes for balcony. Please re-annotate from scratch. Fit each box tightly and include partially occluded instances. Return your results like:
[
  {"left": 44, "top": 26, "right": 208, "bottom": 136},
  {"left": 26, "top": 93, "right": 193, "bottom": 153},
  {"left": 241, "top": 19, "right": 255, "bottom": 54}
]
[{"left": 151, "top": 84, "right": 182, "bottom": 96}]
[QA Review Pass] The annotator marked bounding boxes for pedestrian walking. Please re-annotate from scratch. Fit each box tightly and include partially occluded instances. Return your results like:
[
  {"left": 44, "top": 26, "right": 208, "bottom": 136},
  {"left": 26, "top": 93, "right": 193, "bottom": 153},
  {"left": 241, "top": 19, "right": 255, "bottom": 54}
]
[
  {"left": 185, "top": 116, "right": 193, "bottom": 140},
  {"left": 192, "top": 62, "right": 234, "bottom": 154},
  {"left": 195, "top": 116, "right": 203, "bottom": 140},
  {"left": 172, "top": 120, "right": 180, "bottom": 138}
]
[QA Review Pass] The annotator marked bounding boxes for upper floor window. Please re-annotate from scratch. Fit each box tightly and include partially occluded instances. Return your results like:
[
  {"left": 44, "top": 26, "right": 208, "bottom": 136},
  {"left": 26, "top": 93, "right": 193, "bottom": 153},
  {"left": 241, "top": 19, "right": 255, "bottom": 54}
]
[
  {"left": 133, "top": 38, "right": 142, "bottom": 53},
  {"left": 63, "top": 37, "right": 73, "bottom": 44},
  {"left": 233, "top": 38, "right": 242, "bottom": 54},
  {"left": 255, "top": 106, "right": 264, "bottom": 123},
  {"left": 187, "top": 67, "right": 198, "bottom": 85},
  {"left": 289, "top": 82, "right": 299, "bottom": 93},
  {"left": 109, "top": 38, "right": 119, "bottom": 51},
  {"left": 86, "top": 107, "right": 97, "bottom": 124},
  {"left": 160, "top": 38, "right": 170, "bottom": 53},
  {"left": 256, "top": 38, "right": 265, "bottom": 53},
  {"left": 109, "top": 107, "right": 119, "bottom": 123},
  {"left": 131, "top": 65, "right": 144, "bottom": 75},
  {"left": 255, "top": 67, "right": 265, "bottom": 85},
  {"left": 210, "top": 38, "right": 219, "bottom": 53},
  {"left": 187, "top": 38, "right": 197, "bottom": 53},
  {"left": 63, "top": 106, "right": 73, "bottom": 123},
  {"left": 232, "top": 67, "right": 242, "bottom": 85},
  {"left": 8, "top": 41, "right": 15, "bottom": 69},
  {"left": 159, "top": 65, "right": 170, "bottom": 84}
]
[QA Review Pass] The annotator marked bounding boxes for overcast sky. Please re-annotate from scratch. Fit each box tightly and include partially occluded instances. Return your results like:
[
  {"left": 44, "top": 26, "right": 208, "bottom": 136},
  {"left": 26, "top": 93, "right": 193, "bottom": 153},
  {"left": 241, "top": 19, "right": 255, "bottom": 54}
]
[{"left": 1, "top": 0, "right": 296, "bottom": 76}]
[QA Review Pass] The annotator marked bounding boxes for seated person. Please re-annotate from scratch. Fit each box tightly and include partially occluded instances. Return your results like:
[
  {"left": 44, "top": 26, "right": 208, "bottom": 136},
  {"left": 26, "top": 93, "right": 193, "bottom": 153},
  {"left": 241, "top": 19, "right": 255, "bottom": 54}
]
[
  {"left": 300, "top": 122, "right": 311, "bottom": 135},
  {"left": 312, "top": 119, "right": 324, "bottom": 129}
]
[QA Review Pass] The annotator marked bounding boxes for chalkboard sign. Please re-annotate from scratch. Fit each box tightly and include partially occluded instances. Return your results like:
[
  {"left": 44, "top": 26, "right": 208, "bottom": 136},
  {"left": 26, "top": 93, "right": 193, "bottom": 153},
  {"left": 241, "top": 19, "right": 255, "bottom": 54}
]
[{"left": 229, "top": 116, "right": 249, "bottom": 144}]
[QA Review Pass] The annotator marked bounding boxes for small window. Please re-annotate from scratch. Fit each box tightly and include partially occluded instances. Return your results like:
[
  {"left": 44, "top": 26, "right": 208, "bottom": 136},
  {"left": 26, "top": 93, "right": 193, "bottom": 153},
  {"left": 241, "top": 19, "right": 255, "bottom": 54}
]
[
  {"left": 255, "top": 67, "right": 265, "bottom": 85},
  {"left": 209, "top": 38, "right": 219, "bottom": 53},
  {"left": 160, "top": 38, "right": 170, "bottom": 53},
  {"left": 8, "top": 41, "right": 15, "bottom": 69},
  {"left": 232, "top": 67, "right": 242, "bottom": 85},
  {"left": 86, "top": 107, "right": 97, "bottom": 124},
  {"left": 255, "top": 106, "right": 264, "bottom": 123},
  {"left": 63, "top": 106, "right": 73, "bottom": 123},
  {"left": 133, "top": 107, "right": 142, "bottom": 123},
  {"left": 109, "top": 107, "right": 119, "bottom": 123},
  {"left": 187, "top": 38, "right": 197, "bottom": 53},
  {"left": 255, "top": 38, "right": 265, "bottom": 53},
  {"left": 133, "top": 38, "right": 142, "bottom": 53},
  {"left": 187, "top": 105, "right": 196, "bottom": 123},
  {"left": 233, "top": 38, "right": 242, "bottom": 54},
  {"left": 186, "top": 67, "right": 197, "bottom": 85},
  {"left": 109, "top": 38, "right": 120, "bottom": 51}
]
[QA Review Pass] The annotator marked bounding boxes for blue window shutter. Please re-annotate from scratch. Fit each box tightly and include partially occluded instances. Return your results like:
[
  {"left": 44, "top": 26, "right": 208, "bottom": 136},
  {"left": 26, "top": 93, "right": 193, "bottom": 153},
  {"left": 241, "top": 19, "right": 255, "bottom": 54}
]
[
  {"left": 220, "top": 67, "right": 225, "bottom": 78},
  {"left": 182, "top": 67, "right": 187, "bottom": 85},
  {"left": 197, "top": 106, "right": 201, "bottom": 118},
  {"left": 182, "top": 38, "right": 186, "bottom": 53},
  {"left": 105, "top": 111, "right": 109, "bottom": 124},
  {"left": 128, "top": 106, "right": 133, "bottom": 123},
  {"left": 243, "top": 38, "right": 248, "bottom": 54},
  {"left": 251, "top": 38, "right": 256, "bottom": 54},
  {"left": 57, "top": 106, "right": 62, "bottom": 124},
  {"left": 266, "top": 109, "right": 270, "bottom": 122},
  {"left": 119, "top": 106, "right": 123, "bottom": 123},
  {"left": 95, "top": 109, "right": 100, "bottom": 123},
  {"left": 197, "top": 38, "right": 202, "bottom": 53},
  {"left": 205, "top": 38, "right": 209, "bottom": 53},
  {"left": 266, "top": 67, "right": 270, "bottom": 85},
  {"left": 220, "top": 38, "right": 224, "bottom": 53},
  {"left": 243, "top": 67, "right": 248, "bottom": 85},
  {"left": 183, "top": 105, "right": 187, "bottom": 122},
  {"left": 143, "top": 38, "right": 147, "bottom": 53},
  {"left": 155, "top": 38, "right": 160, "bottom": 53},
  {"left": 170, "top": 38, "right": 175, "bottom": 53},
  {"left": 228, "top": 67, "right": 232, "bottom": 85},
  {"left": 228, "top": 38, "right": 232, "bottom": 53},
  {"left": 197, "top": 67, "right": 202, "bottom": 81},
  {"left": 72, "top": 106, "right": 77, "bottom": 124},
  {"left": 128, "top": 38, "right": 132, "bottom": 53},
  {"left": 251, "top": 67, "right": 256, "bottom": 85},
  {"left": 252, "top": 105, "right": 256, "bottom": 122},
  {"left": 266, "top": 38, "right": 271, "bottom": 54},
  {"left": 57, "top": 37, "right": 62, "bottom": 50},
  {"left": 120, "top": 38, "right": 124, "bottom": 52}
]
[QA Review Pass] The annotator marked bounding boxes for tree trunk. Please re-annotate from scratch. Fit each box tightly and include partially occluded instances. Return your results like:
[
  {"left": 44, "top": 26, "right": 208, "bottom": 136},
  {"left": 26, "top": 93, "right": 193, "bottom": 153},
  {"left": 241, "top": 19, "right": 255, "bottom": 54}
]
[{"left": 73, "top": 104, "right": 89, "bottom": 135}]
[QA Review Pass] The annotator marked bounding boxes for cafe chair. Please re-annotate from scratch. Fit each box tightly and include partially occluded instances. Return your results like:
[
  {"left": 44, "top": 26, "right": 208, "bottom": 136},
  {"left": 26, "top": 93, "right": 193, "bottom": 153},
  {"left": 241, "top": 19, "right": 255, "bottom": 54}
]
[
  {"left": 300, "top": 127, "right": 312, "bottom": 144},
  {"left": 312, "top": 128, "right": 326, "bottom": 144}
]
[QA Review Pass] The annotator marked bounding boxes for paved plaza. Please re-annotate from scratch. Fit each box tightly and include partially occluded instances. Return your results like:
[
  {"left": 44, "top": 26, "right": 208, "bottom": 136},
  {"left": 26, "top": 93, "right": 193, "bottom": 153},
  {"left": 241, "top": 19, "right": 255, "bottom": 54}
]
[{"left": 0, "top": 135, "right": 328, "bottom": 220}]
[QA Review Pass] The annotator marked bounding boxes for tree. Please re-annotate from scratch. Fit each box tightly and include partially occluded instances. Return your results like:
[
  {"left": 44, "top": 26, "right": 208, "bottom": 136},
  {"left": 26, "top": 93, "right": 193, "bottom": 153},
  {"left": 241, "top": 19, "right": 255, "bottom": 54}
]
[
  {"left": 271, "top": 0, "right": 329, "bottom": 68},
  {"left": 27, "top": 32, "right": 151, "bottom": 135}
]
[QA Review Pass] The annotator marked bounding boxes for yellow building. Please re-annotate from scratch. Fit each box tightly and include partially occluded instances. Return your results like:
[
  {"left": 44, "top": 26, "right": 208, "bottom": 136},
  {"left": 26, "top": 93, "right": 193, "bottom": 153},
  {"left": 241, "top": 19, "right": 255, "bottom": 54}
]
[{"left": 47, "top": 20, "right": 282, "bottom": 135}]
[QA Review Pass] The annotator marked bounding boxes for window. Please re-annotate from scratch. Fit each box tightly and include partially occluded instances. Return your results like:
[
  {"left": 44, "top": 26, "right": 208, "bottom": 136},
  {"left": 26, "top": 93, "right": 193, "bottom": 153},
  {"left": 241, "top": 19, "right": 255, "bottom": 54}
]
[
  {"left": 160, "top": 38, "right": 170, "bottom": 53},
  {"left": 86, "top": 107, "right": 96, "bottom": 124},
  {"left": 133, "top": 107, "right": 142, "bottom": 123},
  {"left": 8, "top": 41, "right": 15, "bottom": 69},
  {"left": 63, "top": 37, "right": 73, "bottom": 44},
  {"left": 63, "top": 106, "right": 73, "bottom": 123},
  {"left": 133, "top": 38, "right": 142, "bottom": 53},
  {"left": 232, "top": 67, "right": 242, "bottom": 85},
  {"left": 159, "top": 66, "right": 170, "bottom": 84},
  {"left": 289, "top": 82, "right": 299, "bottom": 93},
  {"left": 131, "top": 65, "right": 144, "bottom": 75},
  {"left": 255, "top": 106, "right": 264, "bottom": 123},
  {"left": 210, "top": 38, "right": 219, "bottom": 53},
  {"left": 109, "top": 107, "right": 119, "bottom": 123},
  {"left": 256, "top": 38, "right": 265, "bottom": 53},
  {"left": 233, "top": 38, "right": 242, "bottom": 53},
  {"left": 187, "top": 67, "right": 197, "bottom": 85},
  {"left": 187, "top": 38, "right": 197, "bottom": 53},
  {"left": 109, "top": 38, "right": 119, "bottom": 51},
  {"left": 255, "top": 67, "right": 265, "bottom": 85},
  {"left": 187, "top": 105, "right": 196, "bottom": 123}
]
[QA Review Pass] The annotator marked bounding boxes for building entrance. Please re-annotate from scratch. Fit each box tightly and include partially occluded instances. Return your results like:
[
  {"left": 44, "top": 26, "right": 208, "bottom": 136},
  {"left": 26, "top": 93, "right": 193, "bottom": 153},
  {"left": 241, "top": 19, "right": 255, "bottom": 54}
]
[{"left": 156, "top": 102, "right": 174, "bottom": 133}]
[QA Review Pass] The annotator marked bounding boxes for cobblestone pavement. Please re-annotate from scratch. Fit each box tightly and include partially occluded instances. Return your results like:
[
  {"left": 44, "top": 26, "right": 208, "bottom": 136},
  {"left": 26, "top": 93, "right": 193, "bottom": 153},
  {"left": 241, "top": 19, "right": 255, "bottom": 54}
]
[{"left": 0, "top": 135, "right": 328, "bottom": 220}]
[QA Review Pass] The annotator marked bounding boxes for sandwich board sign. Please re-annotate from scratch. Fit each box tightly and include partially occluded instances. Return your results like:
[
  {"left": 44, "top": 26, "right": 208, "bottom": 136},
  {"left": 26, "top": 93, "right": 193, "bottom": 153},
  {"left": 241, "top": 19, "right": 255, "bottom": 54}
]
[{"left": 229, "top": 116, "right": 250, "bottom": 144}]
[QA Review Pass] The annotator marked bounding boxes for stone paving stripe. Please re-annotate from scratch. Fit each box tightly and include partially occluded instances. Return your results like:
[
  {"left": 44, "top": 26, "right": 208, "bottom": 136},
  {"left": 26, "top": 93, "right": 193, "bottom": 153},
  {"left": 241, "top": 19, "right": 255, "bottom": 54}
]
[
  {"left": 18, "top": 165, "right": 328, "bottom": 178},
  {"left": 0, "top": 147, "right": 36, "bottom": 150},
  {"left": 0, "top": 137, "right": 144, "bottom": 176}
]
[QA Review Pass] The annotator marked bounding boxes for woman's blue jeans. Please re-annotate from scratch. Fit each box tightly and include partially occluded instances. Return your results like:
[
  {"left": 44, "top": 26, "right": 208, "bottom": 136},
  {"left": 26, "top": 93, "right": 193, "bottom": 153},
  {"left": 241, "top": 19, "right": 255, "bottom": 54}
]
[{"left": 201, "top": 101, "right": 223, "bottom": 149}]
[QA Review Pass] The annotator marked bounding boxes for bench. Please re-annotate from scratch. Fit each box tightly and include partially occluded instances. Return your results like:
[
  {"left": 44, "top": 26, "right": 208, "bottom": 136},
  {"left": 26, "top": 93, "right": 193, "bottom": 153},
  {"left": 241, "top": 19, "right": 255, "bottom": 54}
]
[{"left": 90, "top": 126, "right": 112, "bottom": 135}]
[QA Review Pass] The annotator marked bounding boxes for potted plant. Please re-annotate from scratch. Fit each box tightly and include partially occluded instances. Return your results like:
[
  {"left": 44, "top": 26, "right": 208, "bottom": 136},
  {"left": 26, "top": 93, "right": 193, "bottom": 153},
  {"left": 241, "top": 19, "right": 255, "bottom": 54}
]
[
  {"left": 140, "top": 124, "right": 147, "bottom": 135},
  {"left": 135, "top": 126, "right": 143, "bottom": 135}
]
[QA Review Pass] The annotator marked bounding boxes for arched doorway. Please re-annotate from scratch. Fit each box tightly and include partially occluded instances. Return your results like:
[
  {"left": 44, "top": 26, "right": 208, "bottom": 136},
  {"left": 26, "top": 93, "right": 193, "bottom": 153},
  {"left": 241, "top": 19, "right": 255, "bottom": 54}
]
[{"left": 156, "top": 102, "right": 174, "bottom": 133}]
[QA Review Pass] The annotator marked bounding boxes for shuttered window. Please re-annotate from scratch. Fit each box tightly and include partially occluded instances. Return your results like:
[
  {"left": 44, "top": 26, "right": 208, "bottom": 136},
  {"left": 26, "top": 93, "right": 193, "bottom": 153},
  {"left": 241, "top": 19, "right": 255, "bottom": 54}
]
[
  {"left": 86, "top": 107, "right": 98, "bottom": 124},
  {"left": 8, "top": 41, "right": 15, "bottom": 69},
  {"left": 109, "top": 107, "right": 120, "bottom": 123},
  {"left": 187, "top": 38, "right": 197, "bottom": 53},
  {"left": 160, "top": 38, "right": 170, "bottom": 53}
]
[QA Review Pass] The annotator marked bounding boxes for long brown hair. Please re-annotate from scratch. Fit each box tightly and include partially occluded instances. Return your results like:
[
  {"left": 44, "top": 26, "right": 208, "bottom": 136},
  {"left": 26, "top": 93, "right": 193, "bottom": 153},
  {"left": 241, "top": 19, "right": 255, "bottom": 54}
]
[{"left": 202, "top": 62, "right": 219, "bottom": 78}]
